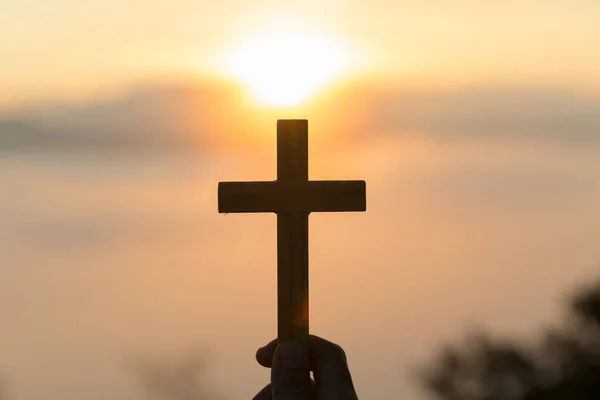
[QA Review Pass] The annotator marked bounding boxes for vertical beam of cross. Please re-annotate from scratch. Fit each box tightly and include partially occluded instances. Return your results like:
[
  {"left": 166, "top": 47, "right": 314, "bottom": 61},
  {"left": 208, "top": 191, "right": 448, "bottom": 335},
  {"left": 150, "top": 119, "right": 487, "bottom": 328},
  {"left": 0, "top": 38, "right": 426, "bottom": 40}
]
[{"left": 276, "top": 120, "right": 310, "bottom": 345}]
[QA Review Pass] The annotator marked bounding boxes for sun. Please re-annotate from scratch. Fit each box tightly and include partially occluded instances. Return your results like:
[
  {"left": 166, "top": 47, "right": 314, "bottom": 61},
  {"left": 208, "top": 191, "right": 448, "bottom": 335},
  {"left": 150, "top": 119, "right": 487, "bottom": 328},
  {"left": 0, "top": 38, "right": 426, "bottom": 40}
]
[{"left": 224, "top": 31, "right": 351, "bottom": 107}]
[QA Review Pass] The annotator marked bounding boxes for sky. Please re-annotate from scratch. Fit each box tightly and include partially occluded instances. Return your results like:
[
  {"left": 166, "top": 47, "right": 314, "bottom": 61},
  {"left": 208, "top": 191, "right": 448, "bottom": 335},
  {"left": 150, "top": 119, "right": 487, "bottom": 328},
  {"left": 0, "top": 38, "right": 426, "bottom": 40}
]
[
  {"left": 1, "top": 1, "right": 600, "bottom": 400},
  {"left": 2, "top": 0, "right": 600, "bottom": 106},
  {"left": 2, "top": 135, "right": 600, "bottom": 400}
]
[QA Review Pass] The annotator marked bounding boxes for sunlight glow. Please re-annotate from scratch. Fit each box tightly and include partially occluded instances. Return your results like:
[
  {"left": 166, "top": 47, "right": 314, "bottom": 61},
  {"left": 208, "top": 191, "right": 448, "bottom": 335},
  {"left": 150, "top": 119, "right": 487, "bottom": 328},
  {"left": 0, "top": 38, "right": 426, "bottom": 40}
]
[{"left": 225, "top": 32, "right": 351, "bottom": 107}]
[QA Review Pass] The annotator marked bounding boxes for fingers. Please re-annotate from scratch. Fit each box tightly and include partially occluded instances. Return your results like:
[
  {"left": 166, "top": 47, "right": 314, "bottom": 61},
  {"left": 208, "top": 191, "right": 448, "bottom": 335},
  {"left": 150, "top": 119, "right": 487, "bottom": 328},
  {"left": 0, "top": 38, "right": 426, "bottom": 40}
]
[
  {"left": 252, "top": 384, "right": 272, "bottom": 400},
  {"left": 256, "top": 336, "right": 358, "bottom": 400},
  {"left": 256, "top": 339, "right": 278, "bottom": 368},
  {"left": 309, "top": 337, "right": 358, "bottom": 400},
  {"left": 252, "top": 381, "right": 316, "bottom": 400},
  {"left": 270, "top": 342, "right": 312, "bottom": 400}
]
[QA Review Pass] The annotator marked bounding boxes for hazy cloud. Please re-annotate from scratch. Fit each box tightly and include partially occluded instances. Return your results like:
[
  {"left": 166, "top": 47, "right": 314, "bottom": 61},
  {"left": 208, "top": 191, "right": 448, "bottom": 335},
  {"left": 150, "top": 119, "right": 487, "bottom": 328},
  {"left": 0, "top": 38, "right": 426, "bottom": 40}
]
[
  {"left": 0, "top": 82, "right": 237, "bottom": 153},
  {"left": 1, "top": 82, "right": 599, "bottom": 152},
  {"left": 363, "top": 87, "right": 600, "bottom": 144}
]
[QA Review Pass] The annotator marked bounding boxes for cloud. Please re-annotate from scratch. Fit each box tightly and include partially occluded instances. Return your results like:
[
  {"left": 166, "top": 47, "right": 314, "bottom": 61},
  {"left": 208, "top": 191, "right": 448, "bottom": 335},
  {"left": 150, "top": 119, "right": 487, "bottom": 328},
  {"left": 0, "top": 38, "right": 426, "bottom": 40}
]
[
  {"left": 0, "top": 82, "right": 238, "bottom": 153},
  {"left": 362, "top": 87, "right": 600, "bottom": 144},
  {"left": 1, "top": 82, "right": 599, "bottom": 153}
]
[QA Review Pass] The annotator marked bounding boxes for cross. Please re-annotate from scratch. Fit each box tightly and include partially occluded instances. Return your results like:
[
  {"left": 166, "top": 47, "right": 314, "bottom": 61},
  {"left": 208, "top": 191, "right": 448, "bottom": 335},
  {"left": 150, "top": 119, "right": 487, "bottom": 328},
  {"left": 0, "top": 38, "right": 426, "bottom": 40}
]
[{"left": 218, "top": 119, "right": 366, "bottom": 348}]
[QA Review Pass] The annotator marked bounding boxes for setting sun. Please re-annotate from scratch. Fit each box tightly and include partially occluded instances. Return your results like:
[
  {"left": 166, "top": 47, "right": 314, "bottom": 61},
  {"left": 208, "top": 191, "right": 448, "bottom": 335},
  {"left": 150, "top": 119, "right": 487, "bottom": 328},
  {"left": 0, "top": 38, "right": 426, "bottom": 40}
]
[{"left": 224, "top": 31, "right": 352, "bottom": 107}]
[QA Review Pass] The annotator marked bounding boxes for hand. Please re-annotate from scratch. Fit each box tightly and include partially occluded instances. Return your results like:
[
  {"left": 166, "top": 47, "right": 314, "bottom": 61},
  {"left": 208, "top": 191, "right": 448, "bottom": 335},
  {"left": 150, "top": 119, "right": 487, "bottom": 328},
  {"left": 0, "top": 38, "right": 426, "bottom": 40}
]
[{"left": 252, "top": 335, "right": 358, "bottom": 400}]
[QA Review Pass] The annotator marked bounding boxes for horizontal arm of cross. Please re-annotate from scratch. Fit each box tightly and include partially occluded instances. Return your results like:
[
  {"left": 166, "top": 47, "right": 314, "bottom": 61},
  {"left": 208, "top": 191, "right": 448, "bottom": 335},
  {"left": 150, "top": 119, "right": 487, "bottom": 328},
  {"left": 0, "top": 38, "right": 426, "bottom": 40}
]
[{"left": 218, "top": 180, "right": 366, "bottom": 214}]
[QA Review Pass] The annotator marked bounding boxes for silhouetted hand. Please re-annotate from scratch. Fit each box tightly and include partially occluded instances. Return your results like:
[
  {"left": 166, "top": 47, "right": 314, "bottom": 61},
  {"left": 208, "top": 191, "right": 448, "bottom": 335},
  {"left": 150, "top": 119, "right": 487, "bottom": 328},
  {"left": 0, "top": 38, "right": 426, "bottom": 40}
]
[{"left": 252, "top": 335, "right": 358, "bottom": 400}]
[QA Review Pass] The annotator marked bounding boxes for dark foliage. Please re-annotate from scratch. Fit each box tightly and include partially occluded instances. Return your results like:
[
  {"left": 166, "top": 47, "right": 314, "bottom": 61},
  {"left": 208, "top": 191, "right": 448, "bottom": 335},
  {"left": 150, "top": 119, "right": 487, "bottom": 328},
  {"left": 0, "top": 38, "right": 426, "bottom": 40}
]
[{"left": 421, "top": 281, "right": 600, "bottom": 400}]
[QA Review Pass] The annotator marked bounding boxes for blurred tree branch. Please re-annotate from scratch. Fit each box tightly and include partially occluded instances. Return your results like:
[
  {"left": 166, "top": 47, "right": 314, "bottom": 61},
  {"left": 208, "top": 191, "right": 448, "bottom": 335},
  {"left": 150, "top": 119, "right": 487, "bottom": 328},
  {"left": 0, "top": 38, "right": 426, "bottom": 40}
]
[{"left": 420, "top": 279, "right": 600, "bottom": 400}]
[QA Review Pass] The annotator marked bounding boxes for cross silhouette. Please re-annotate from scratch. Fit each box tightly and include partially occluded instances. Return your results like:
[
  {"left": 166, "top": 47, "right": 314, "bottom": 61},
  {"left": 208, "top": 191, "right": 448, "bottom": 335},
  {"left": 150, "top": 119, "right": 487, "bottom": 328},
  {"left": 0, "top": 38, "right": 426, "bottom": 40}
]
[{"left": 218, "top": 119, "right": 366, "bottom": 347}]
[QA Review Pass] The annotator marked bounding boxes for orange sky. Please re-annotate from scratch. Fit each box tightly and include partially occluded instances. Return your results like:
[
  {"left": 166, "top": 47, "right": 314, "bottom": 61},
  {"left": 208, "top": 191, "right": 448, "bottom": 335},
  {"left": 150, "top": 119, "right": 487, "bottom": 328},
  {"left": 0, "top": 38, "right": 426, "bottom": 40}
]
[
  {"left": 1, "top": 0, "right": 599, "bottom": 108},
  {"left": 1, "top": 1, "right": 600, "bottom": 399},
  {"left": 2, "top": 134, "right": 600, "bottom": 400}
]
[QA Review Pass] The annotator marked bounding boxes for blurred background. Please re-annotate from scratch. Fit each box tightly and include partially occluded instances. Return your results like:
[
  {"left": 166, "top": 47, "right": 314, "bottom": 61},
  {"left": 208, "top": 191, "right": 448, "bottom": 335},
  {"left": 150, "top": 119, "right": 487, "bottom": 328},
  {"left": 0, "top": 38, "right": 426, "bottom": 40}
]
[{"left": 1, "top": 1, "right": 599, "bottom": 399}]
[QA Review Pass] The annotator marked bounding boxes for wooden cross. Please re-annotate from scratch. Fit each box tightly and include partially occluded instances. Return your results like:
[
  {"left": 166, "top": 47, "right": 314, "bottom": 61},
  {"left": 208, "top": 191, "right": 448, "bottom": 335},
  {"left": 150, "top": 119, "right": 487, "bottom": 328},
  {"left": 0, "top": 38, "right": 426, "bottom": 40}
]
[{"left": 218, "top": 119, "right": 366, "bottom": 347}]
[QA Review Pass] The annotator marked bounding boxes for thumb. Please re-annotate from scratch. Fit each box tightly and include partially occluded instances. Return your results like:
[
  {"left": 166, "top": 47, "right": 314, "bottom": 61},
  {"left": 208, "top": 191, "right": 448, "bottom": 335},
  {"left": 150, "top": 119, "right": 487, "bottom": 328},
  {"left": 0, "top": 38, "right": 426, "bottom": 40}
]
[{"left": 271, "top": 342, "right": 312, "bottom": 400}]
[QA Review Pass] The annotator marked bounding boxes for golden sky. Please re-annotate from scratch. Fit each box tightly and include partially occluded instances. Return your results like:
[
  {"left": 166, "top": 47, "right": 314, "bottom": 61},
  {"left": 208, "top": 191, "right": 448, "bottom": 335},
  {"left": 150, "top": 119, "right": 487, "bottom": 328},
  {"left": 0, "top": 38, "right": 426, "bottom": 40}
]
[
  {"left": 2, "top": 0, "right": 599, "bottom": 107},
  {"left": 1, "top": 2, "right": 600, "bottom": 399},
  {"left": 2, "top": 134, "right": 600, "bottom": 400}
]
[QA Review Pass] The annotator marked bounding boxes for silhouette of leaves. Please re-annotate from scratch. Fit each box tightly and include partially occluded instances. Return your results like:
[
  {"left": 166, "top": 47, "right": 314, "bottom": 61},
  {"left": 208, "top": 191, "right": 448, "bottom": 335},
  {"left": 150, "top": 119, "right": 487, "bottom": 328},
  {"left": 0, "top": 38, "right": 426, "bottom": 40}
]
[{"left": 421, "top": 279, "right": 600, "bottom": 400}]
